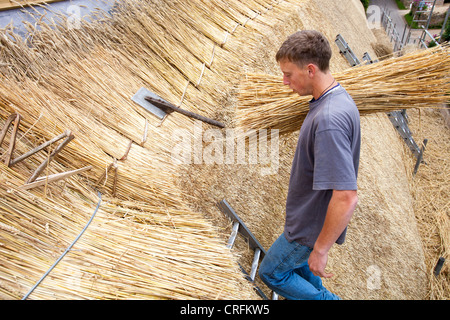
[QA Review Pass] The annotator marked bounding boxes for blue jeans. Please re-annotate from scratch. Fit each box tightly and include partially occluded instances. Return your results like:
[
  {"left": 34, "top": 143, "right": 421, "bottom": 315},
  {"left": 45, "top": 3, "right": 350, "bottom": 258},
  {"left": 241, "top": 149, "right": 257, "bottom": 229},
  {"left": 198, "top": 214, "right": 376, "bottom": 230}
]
[{"left": 259, "top": 233, "right": 340, "bottom": 300}]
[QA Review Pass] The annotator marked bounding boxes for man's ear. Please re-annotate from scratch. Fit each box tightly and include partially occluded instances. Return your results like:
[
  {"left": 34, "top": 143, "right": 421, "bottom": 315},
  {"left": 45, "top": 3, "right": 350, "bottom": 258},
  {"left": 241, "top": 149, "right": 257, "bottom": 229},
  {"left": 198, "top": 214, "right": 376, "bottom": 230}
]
[{"left": 306, "top": 63, "right": 317, "bottom": 78}]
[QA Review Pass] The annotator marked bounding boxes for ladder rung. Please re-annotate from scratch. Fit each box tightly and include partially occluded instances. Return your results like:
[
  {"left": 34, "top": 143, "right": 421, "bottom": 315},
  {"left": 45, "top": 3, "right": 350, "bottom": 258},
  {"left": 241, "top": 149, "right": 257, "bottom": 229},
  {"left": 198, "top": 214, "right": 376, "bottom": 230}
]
[
  {"left": 227, "top": 221, "right": 240, "bottom": 249},
  {"left": 250, "top": 248, "right": 261, "bottom": 282},
  {"left": 219, "top": 200, "right": 278, "bottom": 300}
]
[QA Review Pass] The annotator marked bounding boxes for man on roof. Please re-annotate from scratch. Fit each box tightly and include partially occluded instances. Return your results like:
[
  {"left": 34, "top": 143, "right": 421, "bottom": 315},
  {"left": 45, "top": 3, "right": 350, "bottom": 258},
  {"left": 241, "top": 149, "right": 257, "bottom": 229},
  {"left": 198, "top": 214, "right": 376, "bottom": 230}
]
[{"left": 259, "top": 30, "right": 361, "bottom": 300}]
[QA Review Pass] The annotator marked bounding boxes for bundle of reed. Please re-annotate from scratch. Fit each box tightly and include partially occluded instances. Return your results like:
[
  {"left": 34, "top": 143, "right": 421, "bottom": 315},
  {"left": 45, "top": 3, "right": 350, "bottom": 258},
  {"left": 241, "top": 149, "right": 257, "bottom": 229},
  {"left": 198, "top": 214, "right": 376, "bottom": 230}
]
[
  {"left": 117, "top": 4, "right": 204, "bottom": 85},
  {"left": 236, "top": 45, "right": 450, "bottom": 135}
]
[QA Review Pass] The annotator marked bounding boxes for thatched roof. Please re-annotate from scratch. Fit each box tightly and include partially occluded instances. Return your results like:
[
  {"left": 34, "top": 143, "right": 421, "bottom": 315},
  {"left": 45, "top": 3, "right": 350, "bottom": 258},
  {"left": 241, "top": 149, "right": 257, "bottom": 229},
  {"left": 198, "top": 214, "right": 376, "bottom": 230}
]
[{"left": 0, "top": 0, "right": 448, "bottom": 300}]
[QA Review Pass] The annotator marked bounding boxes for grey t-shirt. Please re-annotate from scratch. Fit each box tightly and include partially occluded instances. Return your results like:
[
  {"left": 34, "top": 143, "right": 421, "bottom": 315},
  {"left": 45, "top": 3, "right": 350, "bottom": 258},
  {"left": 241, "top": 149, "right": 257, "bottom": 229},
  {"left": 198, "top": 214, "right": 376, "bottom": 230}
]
[{"left": 284, "top": 84, "right": 360, "bottom": 247}]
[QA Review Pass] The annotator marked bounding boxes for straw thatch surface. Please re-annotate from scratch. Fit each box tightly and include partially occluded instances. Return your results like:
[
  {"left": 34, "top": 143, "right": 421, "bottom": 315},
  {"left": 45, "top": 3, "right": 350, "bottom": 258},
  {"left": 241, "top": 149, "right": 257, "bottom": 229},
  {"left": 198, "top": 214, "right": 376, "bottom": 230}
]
[
  {"left": 407, "top": 108, "right": 450, "bottom": 299},
  {"left": 0, "top": 0, "right": 447, "bottom": 300},
  {"left": 0, "top": 164, "right": 253, "bottom": 299},
  {"left": 1, "top": 0, "right": 303, "bottom": 300}
]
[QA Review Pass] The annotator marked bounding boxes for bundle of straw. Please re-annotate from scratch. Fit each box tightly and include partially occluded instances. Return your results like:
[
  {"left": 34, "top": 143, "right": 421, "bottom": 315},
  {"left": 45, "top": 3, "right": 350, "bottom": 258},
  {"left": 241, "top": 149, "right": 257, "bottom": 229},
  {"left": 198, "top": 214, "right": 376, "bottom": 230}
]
[{"left": 236, "top": 45, "right": 450, "bottom": 135}]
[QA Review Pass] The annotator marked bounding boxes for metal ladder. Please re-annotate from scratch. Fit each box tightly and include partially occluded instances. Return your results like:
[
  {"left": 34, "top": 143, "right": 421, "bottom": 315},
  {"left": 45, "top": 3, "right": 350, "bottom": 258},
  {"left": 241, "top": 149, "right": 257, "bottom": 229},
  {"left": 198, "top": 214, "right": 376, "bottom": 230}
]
[
  {"left": 335, "top": 34, "right": 361, "bottom": 67},
  {"left": 387, "top": 110, "right": 421, "bottom": 158},
  {"left": 412, "top": 0, "right": 437, "bottom": 29},
  {"left": 336, "top": 34, "right": 379, "bottom": 67},
  {"left": 218, "top": 199, "right": 278, "bottom": 300}
]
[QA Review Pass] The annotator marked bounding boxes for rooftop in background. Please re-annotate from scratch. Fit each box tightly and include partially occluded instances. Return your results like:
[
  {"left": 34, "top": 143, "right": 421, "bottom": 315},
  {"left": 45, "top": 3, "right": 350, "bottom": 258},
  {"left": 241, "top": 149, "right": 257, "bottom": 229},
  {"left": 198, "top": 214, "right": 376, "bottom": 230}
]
[
  {"left": 0, "top": 0, "right": 115, "bottom": 37},
  {"left": 0, "top": 0, "right": 64, "bottom": 11}
]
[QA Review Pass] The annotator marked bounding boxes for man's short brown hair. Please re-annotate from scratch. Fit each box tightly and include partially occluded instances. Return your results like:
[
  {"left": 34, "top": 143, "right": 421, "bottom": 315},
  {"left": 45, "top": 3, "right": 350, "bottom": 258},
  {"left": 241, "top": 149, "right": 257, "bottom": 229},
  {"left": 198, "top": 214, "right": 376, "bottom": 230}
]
[{"left": 276, "top": 30, "right": 332, "bottom": 72}]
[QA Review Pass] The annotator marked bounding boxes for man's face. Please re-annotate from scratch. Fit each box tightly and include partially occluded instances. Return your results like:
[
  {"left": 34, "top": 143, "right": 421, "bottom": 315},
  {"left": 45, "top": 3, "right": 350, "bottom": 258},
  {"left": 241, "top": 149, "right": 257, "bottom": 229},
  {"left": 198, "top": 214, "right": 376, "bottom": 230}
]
[{"left": 279, "top": 60, "right": 313, "bottom": 96}]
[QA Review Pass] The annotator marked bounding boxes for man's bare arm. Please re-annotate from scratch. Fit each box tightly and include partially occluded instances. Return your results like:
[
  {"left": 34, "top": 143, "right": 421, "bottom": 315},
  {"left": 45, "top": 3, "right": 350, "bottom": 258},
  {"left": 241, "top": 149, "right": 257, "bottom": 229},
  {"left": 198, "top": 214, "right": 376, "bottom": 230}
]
[{"left": 308, "top": 189, "right": 358, "bottom": 277}]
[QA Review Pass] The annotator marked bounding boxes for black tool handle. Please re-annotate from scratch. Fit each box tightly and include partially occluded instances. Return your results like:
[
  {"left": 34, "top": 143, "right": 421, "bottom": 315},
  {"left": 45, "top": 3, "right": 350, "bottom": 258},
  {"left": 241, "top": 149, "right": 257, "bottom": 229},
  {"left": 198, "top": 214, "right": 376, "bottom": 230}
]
[
  {"left": 434, "top": 257, "right": 445, "bottom": 277},
  {"left": 145, "top": 96, "right": 225, "bottom": 128}
]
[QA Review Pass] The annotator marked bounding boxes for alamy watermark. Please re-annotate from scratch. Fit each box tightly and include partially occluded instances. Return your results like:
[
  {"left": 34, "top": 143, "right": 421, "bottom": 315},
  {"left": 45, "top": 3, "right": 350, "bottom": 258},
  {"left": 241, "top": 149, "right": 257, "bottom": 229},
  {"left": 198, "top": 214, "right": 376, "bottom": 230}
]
[
  {"left": 366, "top": 5, "right": 383, "bottom": 29},
  {"left": 171, "top": 121, "right": 280, "bottom": 176},
  {"left": 66, "top": 5, "right": 82, "bottom": 30},
  {"left": 366, "top": 264, "right": 382, "bottom": 290}
]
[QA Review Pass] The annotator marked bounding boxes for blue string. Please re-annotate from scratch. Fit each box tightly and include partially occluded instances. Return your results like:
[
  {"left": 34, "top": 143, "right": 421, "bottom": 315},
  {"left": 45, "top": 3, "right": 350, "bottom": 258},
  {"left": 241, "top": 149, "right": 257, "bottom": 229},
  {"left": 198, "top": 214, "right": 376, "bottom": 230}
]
[{"left": 22, "top": 191, "right": 102, "bottom": 300}]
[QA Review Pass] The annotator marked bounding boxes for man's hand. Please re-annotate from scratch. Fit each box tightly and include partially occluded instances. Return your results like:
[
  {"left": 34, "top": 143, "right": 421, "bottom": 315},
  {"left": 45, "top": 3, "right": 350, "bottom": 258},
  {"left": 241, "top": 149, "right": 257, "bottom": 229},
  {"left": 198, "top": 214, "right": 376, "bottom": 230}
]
[{"left": 308, "top": 248, "right": 333, "bottom": 278}]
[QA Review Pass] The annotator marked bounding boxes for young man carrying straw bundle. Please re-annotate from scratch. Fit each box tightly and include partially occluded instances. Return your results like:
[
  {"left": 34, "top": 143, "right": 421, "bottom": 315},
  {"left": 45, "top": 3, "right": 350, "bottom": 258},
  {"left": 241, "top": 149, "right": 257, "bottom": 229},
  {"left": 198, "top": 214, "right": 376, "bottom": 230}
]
[{"left": 259, "top": 30, "right": 360, "bottom": 300}]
